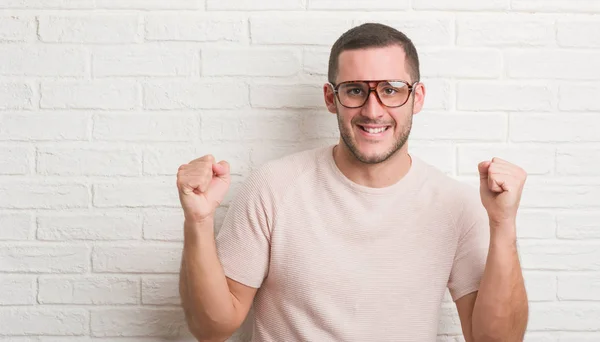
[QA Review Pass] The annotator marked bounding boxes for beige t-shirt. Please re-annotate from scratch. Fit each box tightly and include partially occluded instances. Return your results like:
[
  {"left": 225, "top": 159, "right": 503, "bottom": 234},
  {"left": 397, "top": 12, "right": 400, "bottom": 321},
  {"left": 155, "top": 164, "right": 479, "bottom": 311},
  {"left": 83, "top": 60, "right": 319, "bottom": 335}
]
[{"left": 216, "top": 144, "right": 490, "bottom": 342}]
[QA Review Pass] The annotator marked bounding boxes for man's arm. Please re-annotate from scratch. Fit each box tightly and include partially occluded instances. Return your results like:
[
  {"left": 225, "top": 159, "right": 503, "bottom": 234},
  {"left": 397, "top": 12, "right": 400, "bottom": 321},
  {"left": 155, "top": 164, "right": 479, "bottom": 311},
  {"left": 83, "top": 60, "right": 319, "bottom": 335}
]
[
  {"left": 456, "top": 157, "right": 529, "bottom": 341},
  {"left": 179, "top": 219, "right": 258, "bottom": 342},
  {"left": 455, "top": 224, "right": 528, "bottom": 342}
]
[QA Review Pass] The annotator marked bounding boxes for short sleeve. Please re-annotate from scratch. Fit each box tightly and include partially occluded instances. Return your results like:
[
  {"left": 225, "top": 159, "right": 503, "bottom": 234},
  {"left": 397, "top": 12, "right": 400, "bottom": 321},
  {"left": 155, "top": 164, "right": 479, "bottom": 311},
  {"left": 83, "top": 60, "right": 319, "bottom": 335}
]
[
  {"left": 447, "top": 186, "right": 490, "bottom": 302},
  {"left": 215, "top": 168, "right": 274, "bottom": 289}
]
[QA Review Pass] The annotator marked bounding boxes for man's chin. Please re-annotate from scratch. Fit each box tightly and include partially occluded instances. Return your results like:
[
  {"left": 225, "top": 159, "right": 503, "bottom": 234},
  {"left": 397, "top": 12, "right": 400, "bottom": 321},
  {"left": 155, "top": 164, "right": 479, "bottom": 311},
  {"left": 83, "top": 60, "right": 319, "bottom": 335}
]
[{"left": 352, "top": 148, "right": 392, "bottom": 165}]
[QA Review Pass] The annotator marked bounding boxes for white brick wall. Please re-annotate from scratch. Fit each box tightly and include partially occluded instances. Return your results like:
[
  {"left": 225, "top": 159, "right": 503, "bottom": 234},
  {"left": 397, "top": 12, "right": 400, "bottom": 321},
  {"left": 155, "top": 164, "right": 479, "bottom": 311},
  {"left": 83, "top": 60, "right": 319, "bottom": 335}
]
[{"left": 0, "top": 1, "right": 598, "bottom": 341}]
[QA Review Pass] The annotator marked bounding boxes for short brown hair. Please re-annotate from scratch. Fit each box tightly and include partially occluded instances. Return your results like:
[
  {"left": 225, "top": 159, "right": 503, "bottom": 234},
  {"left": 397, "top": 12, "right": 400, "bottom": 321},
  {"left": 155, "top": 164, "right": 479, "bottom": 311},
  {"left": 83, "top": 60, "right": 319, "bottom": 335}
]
[{"left": 327, "top": 23, "right": 420, "bottom": 84}]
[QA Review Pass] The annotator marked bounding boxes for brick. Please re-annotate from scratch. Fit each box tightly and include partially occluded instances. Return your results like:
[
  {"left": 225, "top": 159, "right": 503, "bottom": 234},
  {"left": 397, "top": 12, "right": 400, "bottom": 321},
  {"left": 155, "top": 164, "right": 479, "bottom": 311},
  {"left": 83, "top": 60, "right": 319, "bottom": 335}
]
[
  {"left": 0, "top": 145, "right": 31, "bottom": 175},
  {"left": 250, "top": 84, "right": 323, "bottom": 108},
  {"left": 201, "top": 110, "right": 304, "bottom": 141},
  {"left": 421, "top": 79, "right": 452, "bottom": 110},
  {"left": 420, "top": 49, "right": 502, "bottom": 78},
  {"left": 557, "top": 213, "right": 600, "bottom": 239},
  {"left": 143, "top": 143, "right": 251, "bottom": 176},
  {"left": 209, "top": 0, "right": 304, "bottom": 10},
  {"left": 438, "top": 305, "right": 462, "bottom": 335},
  {"left": 507, "top": 50, "right": 600, "bottom": 80},
  {"left": 95, "top": 0, "right": 201, "bottom": 9},
  {"left": 37, "top": 213, "right": 142, "bottom": 241},
  {"left": 557, "top": 333, "right": 600, "bottom": 341},
  {"left": 0, "top": 213, "right": 31, "bottom": 240},
  {"left": 510, "top": 114, "right": 600, "bottom": 142},
  {"left": 57, "top": 152, "right": 120, "bottom": 176},
  {"left": 520, "top": 241, "right": 600, "bottom": 270},
  {"left": 300, "top": 111, "right": 340, "bottom": 140},
  {"left": 357, "top": 16, "right": 452, "bottom": 47},
  {"left": 92, "top": 245, "right": 181, "bottom": 273},
  {"left": 0, "top": 113, "right": 89, "bottom": 141},
  {"left": 145, "top": 14, "right": 243, "bottom": 42},
  {"left": 203, "top": 48, "right": 301, "bottom": 77},
  {"left": 93, "top": 47, "right": 194, "bottom": 77},
  {"left": 0, "top": 0, "right": 94, "bottom": 9},
  {"left": 142, "top": 276, "right": 179, "bottom": 304},
  {"left": 91, "top": 308, "right": 186, "bottom": 337},
  {"left": 0, "top": 46, "right": 86, "bottom": 76},
  {"left": 38, "top": 147, "right": 141, "bottom": 176},
  {"left": 143, "top": 82, "right": 248, "bottom": 110},
  {"left": 38, "top": 276, "right": 139, "bottom": 304},
  {"left": 516, "top": 211, "right": 556, "bottom": 239},
  {"left": 411, "top": 113, "right": 507, "bottom": 141},
  {"left": 559, "top": 83, "right": 600, "bottom": 111},
  {"left": 311, "top": 0, "right": 408, "bottom": 9},
  {"left": 557, "top": 147, "right": 600, "bottom": 176},
  {"left": 520, "top": 182, "right": 600, "bottom": 209},
  {"left": 457, "top": 82, "right": 554, "bottom": 111},
  {"left": 303, "top": 48, "right": 330, "bottom": 76},
  {"left": 512, "top": 0, "right": 600, "bottom": 13},
  {"left": 528, "top": 303, "right": 600, "bottom": 331},
  {"left": 39, "top": 15, "right": 138, "bottom": 43},
  {"left": 558, "top": 20, "right": 600, "bottom": 48},
  {"left": 0, "top": 83, "right": 33, "bottom": 109},
  {"left": 523, "top": 272, "right": 556, "bottom": 301},
  {"left": 248, "top": 142, "right": 310, "bottom": 169},
  {"left": 0, "top": 308, "right": 88, "bottom": 335},
  {"left": 0, "top": 276, "right": 36, "bottom": 304},
  {"left": 93, "top": 113, "right": 196, "bottom": 142},
  {"left": 41, "top": 81, "right": 138, "bottom": 110},
  {"left": 143, "top": 212, "right": 184, "bottom": 241},
  {"left": 457, "top": 145, "right": 554, "bottom": 175},
  {"left": 413, "top": 0, "right": 509, "bottom": 10},
  {"left": 0, "top": 16, "right": 34, "bottom": 41},
  {"left": 93, "top": 181, "right": 179, "bottom": 208},
  {"left": 0, "top": 182, "right": 89, "bottom": 209},
  {"left": 558, "top": 274, "right": 600, "bottom": 301},
  {"left": 213, "top": 206, "right": 230, "bottom": 234},
  {"left": 457, "top": 15, "right": 554, "bottom": 47},
  {"left": 0, "top": 245, "right": 88, "bottom": 273},
  {"left": 410, "top": 143, "right": 454, "bottom": 175},
  {"left": 251, "top": 15, "right": 352, "bottom": 45}
]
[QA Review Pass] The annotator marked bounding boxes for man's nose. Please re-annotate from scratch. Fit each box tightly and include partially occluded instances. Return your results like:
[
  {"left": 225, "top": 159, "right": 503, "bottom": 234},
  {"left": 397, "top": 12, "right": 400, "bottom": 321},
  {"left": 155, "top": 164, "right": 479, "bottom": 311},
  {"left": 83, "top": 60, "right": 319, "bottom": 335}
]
[{"left": 361, "top": 90, "right": 385, "bottom": 118}]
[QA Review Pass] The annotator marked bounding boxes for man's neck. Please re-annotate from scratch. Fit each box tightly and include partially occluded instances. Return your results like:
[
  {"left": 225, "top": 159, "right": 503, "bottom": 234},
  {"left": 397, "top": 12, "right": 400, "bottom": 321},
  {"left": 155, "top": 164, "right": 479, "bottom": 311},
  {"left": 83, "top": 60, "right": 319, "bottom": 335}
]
[{"left": 332, "top": 142, "right": 412, "bottom": 188}]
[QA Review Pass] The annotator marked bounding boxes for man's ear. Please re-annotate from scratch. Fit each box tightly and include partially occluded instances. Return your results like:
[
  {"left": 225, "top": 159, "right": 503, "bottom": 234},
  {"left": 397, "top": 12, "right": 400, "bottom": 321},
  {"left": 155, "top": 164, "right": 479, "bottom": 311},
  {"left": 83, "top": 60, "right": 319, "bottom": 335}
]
[
  {"left": 323, "top": 83, "right": 337, "bottom": 114},
  {"left": 412, "top": 82, "right": 426, "bottom": 115}
]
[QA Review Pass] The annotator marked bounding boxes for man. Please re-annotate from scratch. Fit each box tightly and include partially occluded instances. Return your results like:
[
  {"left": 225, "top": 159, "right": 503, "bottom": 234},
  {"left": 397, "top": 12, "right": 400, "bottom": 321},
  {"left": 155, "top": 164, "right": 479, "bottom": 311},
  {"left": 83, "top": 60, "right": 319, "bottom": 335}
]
[{"left": 177, "top": 23, "right": 529, "bottom": 342}]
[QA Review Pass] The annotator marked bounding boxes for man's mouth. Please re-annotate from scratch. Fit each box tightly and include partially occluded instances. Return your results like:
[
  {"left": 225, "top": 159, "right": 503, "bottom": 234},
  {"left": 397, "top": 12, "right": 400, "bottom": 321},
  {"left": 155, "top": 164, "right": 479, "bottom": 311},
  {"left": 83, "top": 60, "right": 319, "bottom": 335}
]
[{"left": 357, "top": 125, "right": 391, "bottom": 134}]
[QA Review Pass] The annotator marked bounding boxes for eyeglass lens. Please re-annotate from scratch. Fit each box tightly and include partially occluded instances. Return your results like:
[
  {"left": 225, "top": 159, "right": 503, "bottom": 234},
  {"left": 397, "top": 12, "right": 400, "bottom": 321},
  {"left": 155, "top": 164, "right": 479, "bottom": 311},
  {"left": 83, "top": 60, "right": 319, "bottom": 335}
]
[{"left": 337, "top": 81, "right": 410, "bottom": 108}]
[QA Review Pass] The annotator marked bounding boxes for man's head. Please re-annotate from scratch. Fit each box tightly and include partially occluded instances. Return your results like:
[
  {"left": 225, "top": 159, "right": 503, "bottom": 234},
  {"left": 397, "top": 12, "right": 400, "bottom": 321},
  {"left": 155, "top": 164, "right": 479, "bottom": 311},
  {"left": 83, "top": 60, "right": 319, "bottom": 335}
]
[{"left": 324, "top": 23, "right": 425, "bottom": 165}]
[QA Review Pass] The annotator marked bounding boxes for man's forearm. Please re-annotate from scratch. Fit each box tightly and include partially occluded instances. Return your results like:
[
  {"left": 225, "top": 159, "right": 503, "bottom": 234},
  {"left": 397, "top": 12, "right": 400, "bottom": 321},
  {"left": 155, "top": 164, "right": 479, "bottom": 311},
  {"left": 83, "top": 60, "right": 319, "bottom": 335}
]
[
  {"left": 179, "top": 219, "right": 237, "bottom": 341},
  {"left": 472, "top": 222, "right": 529, "bottom": 341}
]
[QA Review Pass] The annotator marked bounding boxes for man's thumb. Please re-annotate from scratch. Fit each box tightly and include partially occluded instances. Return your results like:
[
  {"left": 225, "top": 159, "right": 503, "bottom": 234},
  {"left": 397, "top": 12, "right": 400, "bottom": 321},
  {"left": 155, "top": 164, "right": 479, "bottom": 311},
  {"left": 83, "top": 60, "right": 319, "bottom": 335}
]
[
  {"left": 212, "top": 160, "right": 230, "bottom": 179},
  {"left": 478, "top": 161, "right": 491, "bottom": 184}
]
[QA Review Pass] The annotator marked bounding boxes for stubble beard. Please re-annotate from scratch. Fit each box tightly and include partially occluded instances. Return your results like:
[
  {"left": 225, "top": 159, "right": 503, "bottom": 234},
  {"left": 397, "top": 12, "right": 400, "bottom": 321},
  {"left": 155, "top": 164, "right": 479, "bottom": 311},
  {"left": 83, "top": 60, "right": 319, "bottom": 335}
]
[{"left": 336, "top": 105, "right": 413, "bottom": 165}]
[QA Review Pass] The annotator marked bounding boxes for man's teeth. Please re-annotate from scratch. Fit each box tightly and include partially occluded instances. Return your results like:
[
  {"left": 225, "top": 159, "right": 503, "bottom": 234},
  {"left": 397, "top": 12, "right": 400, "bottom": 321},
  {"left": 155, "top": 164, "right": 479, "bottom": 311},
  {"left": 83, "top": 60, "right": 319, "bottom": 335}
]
[{"left": 363, "top": 126, "right": 386, "bottom": 134}]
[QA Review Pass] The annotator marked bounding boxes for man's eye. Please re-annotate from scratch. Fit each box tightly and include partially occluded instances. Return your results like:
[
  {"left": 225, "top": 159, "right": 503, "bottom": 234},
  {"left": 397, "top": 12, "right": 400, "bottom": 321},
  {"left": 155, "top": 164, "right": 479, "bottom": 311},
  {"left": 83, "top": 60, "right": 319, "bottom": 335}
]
[
  {"left": 383, "top": 87, "right": 397, "bottom": 95},
  {"left": 347, "top": 88, "right": 363, "bottom": 95}
]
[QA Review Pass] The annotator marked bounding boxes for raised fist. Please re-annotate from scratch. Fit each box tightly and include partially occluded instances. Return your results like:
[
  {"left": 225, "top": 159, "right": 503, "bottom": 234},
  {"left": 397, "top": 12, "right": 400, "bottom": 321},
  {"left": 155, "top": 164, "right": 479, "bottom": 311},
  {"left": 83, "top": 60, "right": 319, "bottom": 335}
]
[{"left": 176, "top": 155, "right": 231, "bottom": 223}]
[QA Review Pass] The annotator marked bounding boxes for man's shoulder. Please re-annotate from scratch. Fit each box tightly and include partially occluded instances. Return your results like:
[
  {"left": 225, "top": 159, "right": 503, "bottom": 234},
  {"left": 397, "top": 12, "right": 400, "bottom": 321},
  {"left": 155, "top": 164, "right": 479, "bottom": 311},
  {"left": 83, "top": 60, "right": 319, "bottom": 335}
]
[
  {"left": 415, "top": 156, "right": 481, "bottom": 213},
  {"left": 243, "top": 144, "right": 330, "bottom": 194}
]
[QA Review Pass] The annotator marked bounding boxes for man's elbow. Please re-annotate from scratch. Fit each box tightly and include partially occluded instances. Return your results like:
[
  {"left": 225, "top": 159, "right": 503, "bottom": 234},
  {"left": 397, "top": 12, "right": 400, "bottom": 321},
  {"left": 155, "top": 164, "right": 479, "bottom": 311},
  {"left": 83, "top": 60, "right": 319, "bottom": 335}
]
[
  {"left": 185, "top": 315, "right": 239, "bottom": 342},
  {"left": 472, "top": 309, "right": 529, "bottom": 342}
]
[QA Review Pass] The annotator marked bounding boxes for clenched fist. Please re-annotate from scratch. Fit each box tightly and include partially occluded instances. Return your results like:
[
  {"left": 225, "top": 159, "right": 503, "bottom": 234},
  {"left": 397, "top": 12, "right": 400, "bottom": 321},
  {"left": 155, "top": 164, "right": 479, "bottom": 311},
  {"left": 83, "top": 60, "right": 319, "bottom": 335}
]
[
  {"left": 177, "top": 154, "right": 231, "bottom": 223},
  {"left": 478, "top": 157, "right": 527, "bottom": 227}
]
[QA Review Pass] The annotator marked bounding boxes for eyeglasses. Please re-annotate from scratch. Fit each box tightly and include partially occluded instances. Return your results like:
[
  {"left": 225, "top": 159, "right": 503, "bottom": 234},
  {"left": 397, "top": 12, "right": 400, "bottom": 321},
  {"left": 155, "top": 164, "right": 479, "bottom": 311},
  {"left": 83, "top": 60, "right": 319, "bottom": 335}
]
[{"left": 329, "top": 80, "right": 417, "bottom": 108}]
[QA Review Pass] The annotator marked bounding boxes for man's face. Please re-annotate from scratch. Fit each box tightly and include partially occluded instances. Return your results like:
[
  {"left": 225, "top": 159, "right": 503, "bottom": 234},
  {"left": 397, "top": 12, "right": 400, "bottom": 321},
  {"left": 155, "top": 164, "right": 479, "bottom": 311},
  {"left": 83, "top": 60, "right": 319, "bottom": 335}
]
[{"left": 324, "top": 45, "right": 425, "bottom": 164}]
